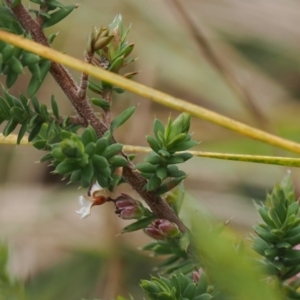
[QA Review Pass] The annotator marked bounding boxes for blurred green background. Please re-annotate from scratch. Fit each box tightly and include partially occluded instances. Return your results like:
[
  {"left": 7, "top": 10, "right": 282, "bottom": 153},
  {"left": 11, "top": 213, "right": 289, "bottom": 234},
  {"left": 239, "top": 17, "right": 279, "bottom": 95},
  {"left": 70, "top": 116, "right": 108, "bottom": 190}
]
[{"left": 1, "top": 0, "right": 300, "bottom": 298}]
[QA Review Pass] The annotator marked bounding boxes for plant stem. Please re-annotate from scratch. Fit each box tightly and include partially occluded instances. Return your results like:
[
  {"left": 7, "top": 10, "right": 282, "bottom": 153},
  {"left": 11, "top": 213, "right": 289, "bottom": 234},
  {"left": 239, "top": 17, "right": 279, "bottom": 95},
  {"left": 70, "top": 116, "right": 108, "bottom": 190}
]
[
  {"left": 78, "top": 51, "right": 94, "bottom": 100},
  {"left": 4, "top": 1, "right": 187, "bottom": 232},
  {"left": 1, "top": 30, "right": 299, "bottom": 155}
]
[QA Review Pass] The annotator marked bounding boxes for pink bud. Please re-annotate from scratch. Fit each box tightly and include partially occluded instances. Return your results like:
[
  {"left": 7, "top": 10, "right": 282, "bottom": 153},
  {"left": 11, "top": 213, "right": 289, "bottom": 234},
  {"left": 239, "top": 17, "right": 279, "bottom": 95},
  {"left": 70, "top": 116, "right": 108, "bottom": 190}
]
[
  {"left": 192, "top": 271, "right": 200, "bottom": 284},
  {"left": 144, "top": 227, "right": 165, "bottom": 240},
  {"left": 113, "top": 194, "right": 145, "bottom": 220},
  {"left": 145, "top": 219, "right": 181, "bottom": 240},
  {"left": 157, "top": 219, "right": 181, "bottom": 238}
]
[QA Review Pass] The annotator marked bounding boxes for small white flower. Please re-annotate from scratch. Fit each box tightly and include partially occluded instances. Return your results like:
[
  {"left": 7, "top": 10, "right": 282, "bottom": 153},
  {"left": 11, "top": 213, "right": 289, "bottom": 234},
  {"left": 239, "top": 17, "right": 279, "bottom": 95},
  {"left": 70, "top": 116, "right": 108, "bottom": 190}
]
[
  {"left": 76, "top": 182, "right": 107, "bottom": 219},
  {"left": 76, "top": 196, "right": 93, "bottom": 219},
  {"left": 89, "top": 181, "right": 103, "bottom": 197}
]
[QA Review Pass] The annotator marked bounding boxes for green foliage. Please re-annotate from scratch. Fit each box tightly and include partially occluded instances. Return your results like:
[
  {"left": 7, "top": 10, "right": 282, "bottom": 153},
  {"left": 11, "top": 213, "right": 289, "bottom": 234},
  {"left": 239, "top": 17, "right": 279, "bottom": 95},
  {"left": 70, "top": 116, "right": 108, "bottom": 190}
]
[
  {"left": 110, "top": 106, "right": 136, "bottom": 132},
  {"left": 252, "top": 173, "right": 300, "bottom": 298},
  {"left": 0, "top": 4, "right": 24, "bottom": 34},
  {"left": 136, "top": 113, "right": 197, "bottom": 194},
  {"left": 1, "top": 4, "right": 294, "bottom": 300},
  {"left": 140, "top": 273, "right": 213, "bottom": 300},
  {"left": 88, "top": 15, "right": 137, "bottom": 97},
  {"left": 0, "top": 0, "right": 77, "bottom": 94},
  {"left": 45, "top": 127, "right": 126, "bottom": 189},
  {"left": 0, "top": 90, "right": 67, "bottom": 144},
  {"left": 0, "top": 38, "right": 50, "bottom": 92},
  {"left": 142, "top": 235, "right": 196, "bottom": 275}
]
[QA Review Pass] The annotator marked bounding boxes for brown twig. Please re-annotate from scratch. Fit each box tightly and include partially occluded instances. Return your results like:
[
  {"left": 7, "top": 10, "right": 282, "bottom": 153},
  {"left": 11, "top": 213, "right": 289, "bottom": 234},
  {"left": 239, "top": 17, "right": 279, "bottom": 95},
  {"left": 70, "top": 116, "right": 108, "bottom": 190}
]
[
  {"left": 78, "top": 51, "right": 94, "bottom": 101},
  {"left": 5, "top": 0, "right": 187, "bottom": 232}
]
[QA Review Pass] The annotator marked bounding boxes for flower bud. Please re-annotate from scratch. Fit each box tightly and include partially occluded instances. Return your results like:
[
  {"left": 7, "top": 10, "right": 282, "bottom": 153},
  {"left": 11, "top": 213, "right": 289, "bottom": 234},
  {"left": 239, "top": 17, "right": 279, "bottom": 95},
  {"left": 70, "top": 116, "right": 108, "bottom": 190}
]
[
  {"left": 192, "top": 269, "right": 204, "bottom": 284},
  {"left": 144, "top": 227, "right": 165, "bottom": 240},
  {"left": 113, "top": 194, "right": 145, "bottom": 220},
  {"left": 158, "top": 219, "right": 181, "bottom": 238},
  {"left": 144, "top": 219, "right": 181, "bottom": 240}
]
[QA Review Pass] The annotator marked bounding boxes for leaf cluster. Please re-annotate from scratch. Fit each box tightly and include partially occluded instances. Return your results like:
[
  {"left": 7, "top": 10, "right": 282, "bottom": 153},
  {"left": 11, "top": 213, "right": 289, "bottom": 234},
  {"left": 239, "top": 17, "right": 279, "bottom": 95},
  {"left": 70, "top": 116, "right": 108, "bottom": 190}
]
[
  {"left": 0, "top": 91, "right": 67, "bottom": 144},
  {"left": 140, "top": 273, "right": 214, "bottom": 300},
  {"left": 45, "top": 127, "right": 127, "bottom": 189},
  {"left": 142, "top": 233, "right": 196, "bottom": 276},
  {"left": 88, "top": 15, "right": 137, "bottom": 95},
  {"left": 0, "top": 38, "right": 51, "bottom": 90},
  {"left": 253, "top": 173, "right": 300, "bottom": 298},
  {"left": 28, "top": 0, "right": 77, "bottom": 28},
  {"left": 136, "top": 113, "right": 198, "bottom": 195}
]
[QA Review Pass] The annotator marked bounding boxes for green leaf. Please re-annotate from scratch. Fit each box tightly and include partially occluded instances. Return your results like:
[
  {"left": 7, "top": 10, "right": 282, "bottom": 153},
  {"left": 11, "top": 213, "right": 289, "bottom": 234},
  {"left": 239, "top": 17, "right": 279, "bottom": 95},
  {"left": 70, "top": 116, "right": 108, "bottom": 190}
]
[
  {"left": 168, "top": 141, "right": 198, "bottom": 152},
  {"left": 42, "top": 5, "right": 77, "bottom": 28},
  {"left": 3, "top": 118, "right": 18, "bottom": 136},
  {"left": 17, "top": 121, "right": 28, "bottom": 145},
  {"left": 70, "top": 169, "right": 81, "bottom": 183},
  {"left": 166, "top": 165, "right": 186, "bottom": 178},
  {"left": 95, "top": 137, "right": 109, "bottom": 155},
  {"left": 109, "top": 55, "right": 124, "bottom": 73},
  {"left": 110, "top": 106, "right": 136, "bottom": 132},
  {"left": 40, "top": 103, "right": 50, "bottom": 120},
  {"left": 113, "top": 87, "right": 125, "bottom": 94},
  {"left": 0, "top": 97, "right": 10, "bottom": 116},
  {"left": 146, "top": 135, "right": 161, "bottom": 153},
  {"left": 253, "top": 225, "right": 279, "bottom": 243},
  {"left": 179, "top": 232, "right": 190, "bottom": 252},
  {"left": 174, "top": 152, "right": 193, "bottom": 162},
  {"left": 2, "top": 89, "right": 14, "bottom": 107},
  {"left": 135, "top": 162, "right": 156, "bottom": 174},
  {"left": 92, "top": 155, "right": 109, "bottom": 171},
  {"left": 21, "top": 52, "right": 40, "bottom": 66},
  {"left": 81, "top": 126, "right": 97, "bottom": 146},
  {"left": 32, "top": 139, "right": 47, "bottom": 149},
  {"left": 55, "top": 161, "right": 81, "bottom": 175},
  {"left": 30, "top": 96, "right": 40, "bottom": 113},
  {"left": 146, "top": 174, "right": 161, "bottom": 191},
  {"left": 51, "top": 95, "right": 60, "bottom": 119},
  {"left": 153, "top": 119, "right": 165, "bottom": 147},
  {"left": 91, "top": 97, "right": 110, "bottom": 110},
  {"left": 27, "top": 59, "right": 51, "bottom": 97},
  {"left": 182, "top": 282, "right": 196, "bottom": 299},
  {"left": 156, "top": 166, "right": 168, "bottom": 181},
  {"left": 28, "top": 63, "right": 41, "bottom": 80},
  {"left": 6, "top": 70, "right": 18, "bottom": 88},
  {"left": 122, "top": 217, "right": 155, "bottom": 233},
  {"left": 256, "top": 205, "right": 276, "bottom": 228},
  {"left": 88, "top": 81, "right": 103, "bottom": 94},
  {"left": 102, "top": 143, "right": 123, "bottom": 159},
  {"left": 96, "top": 173, "right": 110, "bottom": 187},
  {"left": 46, "top": 119, "right": 56, "bottom": 139},
  {"left": 28, "top": 121, "right": 43, "bottom": 142},
  {"left": 145, "top": 152, "right": 163, "bottom": 165},
  {"left": 166, "top": 133, "right": 188, "bottom": 151},
  {"left": 81, "top": 161, "right": 94, "bottom": 188},
  {"left": 155, "top": 176, "right": 186, "bottom": 195},
  {"left": 84, "top": 142, "right": 95, "bottom": 158},
  {"left": 19, "top": 94, "right": 31, "bottom": 114},
  {"left": 40, "top": 153, "right": 53, "bottom": 163},
  {"left": 9, "top": 56, "right": 23, "bottom": 74},
  {"left": 109, "top": 155, "right": 128, "bottom": 167},
  {"left": 1, "top": 44, "right": 14, "bottom": 62}
]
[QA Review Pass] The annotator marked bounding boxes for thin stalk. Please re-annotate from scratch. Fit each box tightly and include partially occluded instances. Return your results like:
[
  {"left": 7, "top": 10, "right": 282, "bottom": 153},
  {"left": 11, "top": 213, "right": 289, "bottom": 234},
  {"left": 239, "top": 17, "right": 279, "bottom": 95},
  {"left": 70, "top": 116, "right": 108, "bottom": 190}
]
[
  {"left": 0, "top": 31, "right": 299, "bottom": 155},
  {"left": 2, "top": 135, "right": 300, "bottom": 168}
]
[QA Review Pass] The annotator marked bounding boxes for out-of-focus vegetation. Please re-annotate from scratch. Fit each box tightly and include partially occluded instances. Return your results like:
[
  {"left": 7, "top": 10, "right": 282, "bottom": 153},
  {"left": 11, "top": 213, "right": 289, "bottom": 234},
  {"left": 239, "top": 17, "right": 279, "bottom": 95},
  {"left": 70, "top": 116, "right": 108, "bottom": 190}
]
[{"left": 1, "top": 0, "right": 300, "bottom": 298}]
